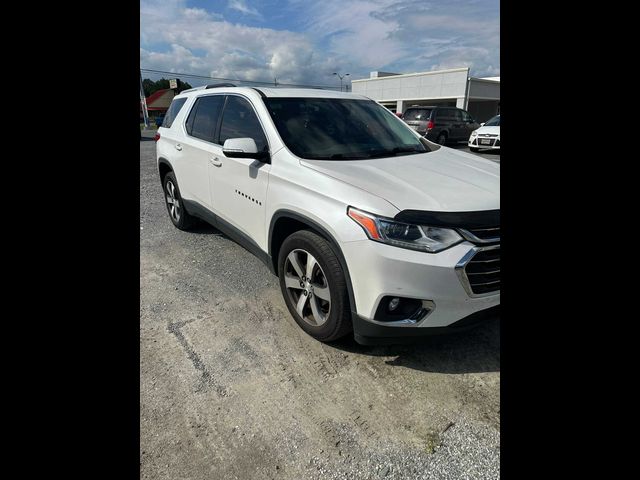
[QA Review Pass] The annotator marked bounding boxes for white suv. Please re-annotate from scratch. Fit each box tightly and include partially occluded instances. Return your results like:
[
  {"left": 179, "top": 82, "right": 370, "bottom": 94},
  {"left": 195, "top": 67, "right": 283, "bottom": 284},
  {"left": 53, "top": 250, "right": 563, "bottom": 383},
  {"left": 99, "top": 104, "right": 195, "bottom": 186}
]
[{"left": 156, "top": 84, "right": 500, "bottom": 345}]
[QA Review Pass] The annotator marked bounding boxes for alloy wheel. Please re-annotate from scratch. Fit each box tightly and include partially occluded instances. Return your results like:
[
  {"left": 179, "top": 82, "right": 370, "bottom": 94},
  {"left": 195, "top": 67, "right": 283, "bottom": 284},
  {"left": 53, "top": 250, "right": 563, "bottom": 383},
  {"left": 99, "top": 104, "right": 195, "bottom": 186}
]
[
  {"left": 165, "top": 180, "right": 181, "bottom": 222},
  {"left": 283, "top": 249, "right": 331, "bottom": 326}
]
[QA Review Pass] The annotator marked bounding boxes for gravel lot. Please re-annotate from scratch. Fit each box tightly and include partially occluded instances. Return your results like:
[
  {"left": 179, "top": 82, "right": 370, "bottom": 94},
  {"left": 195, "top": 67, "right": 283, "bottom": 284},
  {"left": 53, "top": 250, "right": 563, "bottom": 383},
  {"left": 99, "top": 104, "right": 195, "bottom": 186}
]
[{"left": 140, "top": 132, "right": 500, "bottom": 479}]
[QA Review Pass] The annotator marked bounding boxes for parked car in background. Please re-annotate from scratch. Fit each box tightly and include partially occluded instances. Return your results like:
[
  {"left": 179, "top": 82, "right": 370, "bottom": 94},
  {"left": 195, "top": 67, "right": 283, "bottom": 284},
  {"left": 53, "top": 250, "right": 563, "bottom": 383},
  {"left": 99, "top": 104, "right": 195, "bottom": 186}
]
[
  {"left": 402, "top": 106, "right": 480, "bottom": 145},
  {"left": 156, "top": 85, "right": 500, "bottom": 345},
  {"left": 468, "top": 114, "right": 500, "bottom": 152}
]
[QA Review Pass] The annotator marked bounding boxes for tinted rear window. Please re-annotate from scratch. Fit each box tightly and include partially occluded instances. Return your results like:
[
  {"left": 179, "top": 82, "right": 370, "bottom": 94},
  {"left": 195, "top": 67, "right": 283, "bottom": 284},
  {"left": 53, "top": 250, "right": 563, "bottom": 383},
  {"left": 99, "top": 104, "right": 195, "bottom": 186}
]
[
  {"left": 162, "top": 98, "right": 187, "bottom": 128},
  {"left": 186, "top": 95, "right": 225, "bottom": 142},
  {"left": 403, "top": 108, "right": 432, "bottom": 121}
]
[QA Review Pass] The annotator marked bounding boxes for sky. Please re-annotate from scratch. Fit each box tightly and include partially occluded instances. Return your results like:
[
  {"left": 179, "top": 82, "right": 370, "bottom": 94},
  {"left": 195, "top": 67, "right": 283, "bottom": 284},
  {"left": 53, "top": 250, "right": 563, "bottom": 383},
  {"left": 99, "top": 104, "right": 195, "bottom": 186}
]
[{"left": 140, "top": 0, "right": 499, "bottom": 88}]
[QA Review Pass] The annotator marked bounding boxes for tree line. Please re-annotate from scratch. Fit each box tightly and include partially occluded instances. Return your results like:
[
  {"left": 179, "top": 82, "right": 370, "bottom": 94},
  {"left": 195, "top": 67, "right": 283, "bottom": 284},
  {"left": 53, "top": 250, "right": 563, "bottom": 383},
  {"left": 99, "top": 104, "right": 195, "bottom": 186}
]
[{"left": 142, "top": 78, "right": 193, "bottom": 97}]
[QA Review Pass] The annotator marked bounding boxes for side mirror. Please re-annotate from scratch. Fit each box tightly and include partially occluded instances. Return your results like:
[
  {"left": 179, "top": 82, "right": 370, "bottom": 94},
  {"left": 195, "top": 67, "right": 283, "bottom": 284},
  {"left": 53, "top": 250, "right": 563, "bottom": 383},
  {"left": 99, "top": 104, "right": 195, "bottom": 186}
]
[
  {"left": 480, "top": 123, "right": 485, "bottom": 127},
  {"left": 222, "top": 138, "right": 269, "bottom": 162}
]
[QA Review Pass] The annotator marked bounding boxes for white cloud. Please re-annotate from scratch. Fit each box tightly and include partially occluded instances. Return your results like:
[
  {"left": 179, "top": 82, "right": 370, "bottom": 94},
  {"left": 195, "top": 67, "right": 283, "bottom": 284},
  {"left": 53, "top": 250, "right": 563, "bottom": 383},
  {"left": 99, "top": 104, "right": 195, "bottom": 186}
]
[
  {"left": 227, "top": 0, "right": 262, "bottom": 18},
  {"left": 139, "top": 0, "right": 499, "bottom": 86}
]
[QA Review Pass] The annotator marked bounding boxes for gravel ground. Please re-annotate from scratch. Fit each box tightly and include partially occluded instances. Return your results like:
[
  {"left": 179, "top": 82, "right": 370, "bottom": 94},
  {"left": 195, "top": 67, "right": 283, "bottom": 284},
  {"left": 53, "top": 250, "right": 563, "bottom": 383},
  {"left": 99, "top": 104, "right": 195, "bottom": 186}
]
[{"left": 140, "top": 131, "right": 500, "bottom": 479}]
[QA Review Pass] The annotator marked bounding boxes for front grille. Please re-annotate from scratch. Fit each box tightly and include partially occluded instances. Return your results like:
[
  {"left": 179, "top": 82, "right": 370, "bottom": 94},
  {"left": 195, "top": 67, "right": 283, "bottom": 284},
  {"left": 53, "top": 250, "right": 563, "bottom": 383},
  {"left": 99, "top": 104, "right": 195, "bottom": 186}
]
[{"left": 464, "top": 247, "right": 500, "bottom": 295}]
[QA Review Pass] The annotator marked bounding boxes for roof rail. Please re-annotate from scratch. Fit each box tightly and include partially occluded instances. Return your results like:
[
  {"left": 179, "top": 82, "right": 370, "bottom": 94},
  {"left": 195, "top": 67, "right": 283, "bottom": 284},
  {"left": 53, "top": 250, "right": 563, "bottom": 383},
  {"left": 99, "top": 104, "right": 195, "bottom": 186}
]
[
  {"left": 206, "top": 83, "right": 237, "bottom": 89},
  {"left": 179, "top": 86, "right": 207, "bottom": 94}
]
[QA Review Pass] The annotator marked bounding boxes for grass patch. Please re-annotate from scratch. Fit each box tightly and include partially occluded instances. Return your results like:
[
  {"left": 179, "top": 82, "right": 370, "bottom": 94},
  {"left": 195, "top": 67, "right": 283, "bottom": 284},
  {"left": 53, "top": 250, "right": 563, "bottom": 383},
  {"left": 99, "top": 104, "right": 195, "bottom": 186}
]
[{"left": 424, "top": 431, "right": 442, "bottom": 454}]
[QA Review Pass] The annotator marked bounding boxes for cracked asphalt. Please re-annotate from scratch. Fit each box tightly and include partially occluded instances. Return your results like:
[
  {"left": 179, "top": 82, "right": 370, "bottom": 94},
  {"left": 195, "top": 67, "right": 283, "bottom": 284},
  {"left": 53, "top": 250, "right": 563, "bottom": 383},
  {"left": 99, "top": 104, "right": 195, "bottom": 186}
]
[{"left": 140, "top": 131, "right": 500, "bottom": 479}]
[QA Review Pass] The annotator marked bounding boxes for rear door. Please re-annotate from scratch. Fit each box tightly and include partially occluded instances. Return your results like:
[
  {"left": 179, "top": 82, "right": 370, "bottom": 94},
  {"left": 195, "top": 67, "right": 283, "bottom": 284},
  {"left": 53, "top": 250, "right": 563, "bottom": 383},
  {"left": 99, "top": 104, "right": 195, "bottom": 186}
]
[
  {"left": 451, "top": 109, "right": 465, "bottom": 140},
  {"left": 178, "top": 94, "right": 225, "bottom": 208},
  {"left": 210, "top": 95, "right": 271, "bottom": 249}
]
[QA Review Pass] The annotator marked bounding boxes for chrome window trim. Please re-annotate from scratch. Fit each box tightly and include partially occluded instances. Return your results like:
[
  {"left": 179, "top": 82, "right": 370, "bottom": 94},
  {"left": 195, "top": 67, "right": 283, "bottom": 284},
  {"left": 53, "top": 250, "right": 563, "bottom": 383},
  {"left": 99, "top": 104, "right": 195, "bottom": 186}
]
[
  {"left": 455, "top": 244, "right": 500, "bottom": 298},
  {"left": 458, "top": 228, "right": 500, "bottom": 244}
]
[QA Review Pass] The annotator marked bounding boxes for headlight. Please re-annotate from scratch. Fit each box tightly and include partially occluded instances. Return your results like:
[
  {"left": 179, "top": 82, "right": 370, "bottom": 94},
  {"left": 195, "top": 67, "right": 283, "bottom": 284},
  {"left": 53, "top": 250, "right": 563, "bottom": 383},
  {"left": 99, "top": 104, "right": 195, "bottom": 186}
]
[
  {"left": 347, "top": 207, "right": 463, "bottom": 253},
  {"left": 470, "top": 130, "right": 478, "bottom": 136}
]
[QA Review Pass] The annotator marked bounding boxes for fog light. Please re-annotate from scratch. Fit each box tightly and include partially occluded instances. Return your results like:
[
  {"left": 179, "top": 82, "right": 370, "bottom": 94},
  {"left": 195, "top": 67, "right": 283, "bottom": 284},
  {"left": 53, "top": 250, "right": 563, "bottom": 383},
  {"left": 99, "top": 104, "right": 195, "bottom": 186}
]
[{"left": 388, "top": 297, "right": 400, "bottom": 311}]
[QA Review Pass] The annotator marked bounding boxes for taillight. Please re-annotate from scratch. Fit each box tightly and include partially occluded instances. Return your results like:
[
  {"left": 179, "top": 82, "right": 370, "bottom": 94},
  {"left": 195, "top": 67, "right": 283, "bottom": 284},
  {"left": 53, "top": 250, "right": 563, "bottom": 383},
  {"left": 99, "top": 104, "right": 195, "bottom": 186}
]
[
  {"left": 427, "top": 120, "right": 434, "bottom": 130},
  {"left": 154, "top": 132, "right": 160, "bottom": 142}
]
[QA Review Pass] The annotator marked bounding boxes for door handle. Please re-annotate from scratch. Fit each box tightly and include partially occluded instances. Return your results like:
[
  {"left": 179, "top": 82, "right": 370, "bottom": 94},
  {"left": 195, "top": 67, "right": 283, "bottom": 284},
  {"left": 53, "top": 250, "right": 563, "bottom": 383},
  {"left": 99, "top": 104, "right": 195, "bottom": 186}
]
[
  {"left": 175, "top": 144, "right": 182, "bottom": 151},
  {"left": 210, "top": 157, "right": 223, "bottom": 167}
]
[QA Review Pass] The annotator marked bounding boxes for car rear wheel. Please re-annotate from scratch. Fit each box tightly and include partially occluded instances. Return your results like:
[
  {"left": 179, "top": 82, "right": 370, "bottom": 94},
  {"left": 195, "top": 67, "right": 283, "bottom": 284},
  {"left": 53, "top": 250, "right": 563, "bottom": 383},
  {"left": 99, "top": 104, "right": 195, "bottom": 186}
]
[
  {"left": 278, "top": 230, "right": 352, "bottom": 342},
  {"left": 436, "top": 132, "right": 447, "bottom": 145},
  {"left": 163, "top": 172, "right": 197, "bottom": 230}
]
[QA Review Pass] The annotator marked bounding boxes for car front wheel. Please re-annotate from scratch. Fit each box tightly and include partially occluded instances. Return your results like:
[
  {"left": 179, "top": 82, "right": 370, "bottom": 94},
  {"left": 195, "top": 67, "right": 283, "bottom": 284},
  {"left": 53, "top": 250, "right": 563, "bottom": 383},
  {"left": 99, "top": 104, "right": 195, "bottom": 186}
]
[{"left": 278, "top": 230, "right": 352, "bottom": 342}]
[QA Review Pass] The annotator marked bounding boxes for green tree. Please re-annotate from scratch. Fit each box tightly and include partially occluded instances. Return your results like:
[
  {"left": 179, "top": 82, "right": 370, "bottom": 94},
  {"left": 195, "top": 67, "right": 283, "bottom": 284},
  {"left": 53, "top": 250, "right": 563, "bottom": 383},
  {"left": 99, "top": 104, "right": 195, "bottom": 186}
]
[{"left": 143, "top": 78, "right": 193, "bottom": 97}]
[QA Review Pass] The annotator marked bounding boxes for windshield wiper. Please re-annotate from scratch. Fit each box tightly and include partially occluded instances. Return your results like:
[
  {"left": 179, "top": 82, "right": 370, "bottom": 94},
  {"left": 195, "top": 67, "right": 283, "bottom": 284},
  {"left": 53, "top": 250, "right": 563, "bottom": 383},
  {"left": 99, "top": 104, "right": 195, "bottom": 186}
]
[{"left": 366, "top": 147, "right": 424, "bottom": 158}]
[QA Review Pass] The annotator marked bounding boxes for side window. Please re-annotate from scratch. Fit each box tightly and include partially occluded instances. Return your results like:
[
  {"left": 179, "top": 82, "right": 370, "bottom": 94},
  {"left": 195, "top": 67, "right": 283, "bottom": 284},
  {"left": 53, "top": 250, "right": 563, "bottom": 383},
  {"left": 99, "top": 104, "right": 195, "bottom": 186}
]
[
  {"left": 162, "top": 98, "right": 187, "bottom": 128},
  {"left": 434, "top": 109, "right": 448, "bottom": 121},
  {"left": 460, "top": 110, "right": 473, "bottom": 123},
  {"left": 186, "top": 95, "right": 225, "bottom": 142},
  {"left": 453, "top": 109, "right": 463, "bottom": 122},
  {"left": 219, "top": 96, "right": 268, "bottom": 152}
]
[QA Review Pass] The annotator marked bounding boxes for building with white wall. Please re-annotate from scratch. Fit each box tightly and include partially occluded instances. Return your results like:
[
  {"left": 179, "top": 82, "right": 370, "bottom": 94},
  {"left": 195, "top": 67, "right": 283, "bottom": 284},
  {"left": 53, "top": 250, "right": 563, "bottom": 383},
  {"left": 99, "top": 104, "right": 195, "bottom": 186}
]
[{"left": 351, "top": 67, "right": 500, "bottom": 123}]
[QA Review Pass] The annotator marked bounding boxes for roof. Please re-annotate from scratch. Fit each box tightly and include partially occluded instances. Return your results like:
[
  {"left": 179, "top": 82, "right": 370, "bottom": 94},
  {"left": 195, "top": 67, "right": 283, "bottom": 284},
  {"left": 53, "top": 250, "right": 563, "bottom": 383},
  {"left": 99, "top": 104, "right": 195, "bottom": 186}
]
[
  {"left": 145, "top": 89, "right": 175, "bottom": 111},
  {"left": 176, "top": 86, "right": 368, "bottom": 100},
  {"left": 351, "top": 67, "right": 469, "bottom": 83}
]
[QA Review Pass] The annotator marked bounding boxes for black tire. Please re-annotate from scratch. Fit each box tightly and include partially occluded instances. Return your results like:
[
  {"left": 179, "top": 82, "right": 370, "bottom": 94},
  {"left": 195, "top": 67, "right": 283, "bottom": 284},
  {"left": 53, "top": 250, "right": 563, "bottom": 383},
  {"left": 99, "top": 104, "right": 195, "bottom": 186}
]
[
  {"left": 436, "top": 132, "right": 447, "bottom": 145},
  {"left": 469, "top": 147, "right": 480, "bottom": 152},
  {"left": 278, "top": 230, "right": 352, "bottom": 342},
  {"left": 163, "top": 172, "right": 197, "bottom": 230}
]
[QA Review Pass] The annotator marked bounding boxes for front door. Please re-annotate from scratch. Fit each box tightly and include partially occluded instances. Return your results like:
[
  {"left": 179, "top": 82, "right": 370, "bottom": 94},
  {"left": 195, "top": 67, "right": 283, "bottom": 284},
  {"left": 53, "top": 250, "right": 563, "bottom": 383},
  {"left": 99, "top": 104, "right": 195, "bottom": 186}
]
[
  {"left": 210, "top": 95, "right": 271, "bottom": 250},
  {"left": 460, "top": 109, "right": 480, "bottom": 140}
]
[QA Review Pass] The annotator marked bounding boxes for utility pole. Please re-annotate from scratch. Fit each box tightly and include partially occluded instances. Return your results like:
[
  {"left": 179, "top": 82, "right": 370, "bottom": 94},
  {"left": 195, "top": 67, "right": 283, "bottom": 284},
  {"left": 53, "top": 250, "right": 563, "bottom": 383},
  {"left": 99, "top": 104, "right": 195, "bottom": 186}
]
[
  {"left": 333, "top": 72, "right": 350, "bottom": 92},
  {"left": 140, "top": 70, "right": 149, "bottom": 129},
  {"left": 274, "top": 77, "right": 278, "bottom": 87}
]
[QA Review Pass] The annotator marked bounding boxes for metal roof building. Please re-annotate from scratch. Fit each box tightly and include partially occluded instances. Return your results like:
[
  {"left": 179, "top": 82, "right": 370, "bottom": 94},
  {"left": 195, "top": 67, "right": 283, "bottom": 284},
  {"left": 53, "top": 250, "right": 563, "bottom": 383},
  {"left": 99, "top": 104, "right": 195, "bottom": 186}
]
[{"left": 351, "top": 67, "right": 500, "bottom": 123}]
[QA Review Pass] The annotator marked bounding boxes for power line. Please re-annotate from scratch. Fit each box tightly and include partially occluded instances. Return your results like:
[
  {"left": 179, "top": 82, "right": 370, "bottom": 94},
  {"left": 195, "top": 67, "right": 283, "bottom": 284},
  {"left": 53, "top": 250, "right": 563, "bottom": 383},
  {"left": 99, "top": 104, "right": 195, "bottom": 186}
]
[{"left": 140, "top": 68, "right": 342, "bottom": 89}]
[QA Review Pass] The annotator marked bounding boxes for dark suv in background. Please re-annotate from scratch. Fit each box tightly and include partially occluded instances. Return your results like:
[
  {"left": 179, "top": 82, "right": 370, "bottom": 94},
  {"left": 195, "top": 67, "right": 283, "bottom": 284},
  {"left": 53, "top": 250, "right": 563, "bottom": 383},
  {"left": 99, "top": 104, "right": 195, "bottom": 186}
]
[{"left": 402, "top": 106, "right": 480, "bottom": 145}]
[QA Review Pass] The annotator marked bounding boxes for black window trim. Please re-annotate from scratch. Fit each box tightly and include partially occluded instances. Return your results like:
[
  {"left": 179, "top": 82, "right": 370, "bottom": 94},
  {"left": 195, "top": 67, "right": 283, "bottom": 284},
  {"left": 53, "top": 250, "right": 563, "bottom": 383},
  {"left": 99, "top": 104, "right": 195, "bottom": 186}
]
[
  {"left": 183, "top": 93, "right": 226, "bottom": 145},
  {"left": 182, "top": 92, "right": 271, "bottom": 154},
  {"left": 162, "top": 97, "right": 188, "bottom": 129},
  {"left": 219, "top": 93, "right": 272, "bottom": 154}
]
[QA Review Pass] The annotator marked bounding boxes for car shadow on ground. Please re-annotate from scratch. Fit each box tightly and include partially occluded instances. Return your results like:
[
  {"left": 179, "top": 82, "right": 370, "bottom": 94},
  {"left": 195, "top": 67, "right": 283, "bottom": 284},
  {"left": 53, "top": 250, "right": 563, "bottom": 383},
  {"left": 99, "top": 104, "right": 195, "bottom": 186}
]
[
  {"left": 328, "top": 319, "right": 500, "bottom": 374},
  {"left": 188, "top": 222, "right": 229, "bottom": 237},
  {"left": 185, "top": 223, "right": 500, "bottom": 374}
]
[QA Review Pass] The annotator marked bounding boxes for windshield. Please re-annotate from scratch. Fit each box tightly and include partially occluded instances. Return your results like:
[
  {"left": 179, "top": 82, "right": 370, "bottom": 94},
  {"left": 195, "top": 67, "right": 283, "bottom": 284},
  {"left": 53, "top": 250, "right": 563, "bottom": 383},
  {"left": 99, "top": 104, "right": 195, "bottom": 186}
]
[
  {"left": 263, "top": 98, "right": 429, "bottom": 160},
  {"left": 484, "top": 115, "right": 500, "bottom": 126},
  {"left": 403, "top": 108, "right": 432, "bottom": 121}
]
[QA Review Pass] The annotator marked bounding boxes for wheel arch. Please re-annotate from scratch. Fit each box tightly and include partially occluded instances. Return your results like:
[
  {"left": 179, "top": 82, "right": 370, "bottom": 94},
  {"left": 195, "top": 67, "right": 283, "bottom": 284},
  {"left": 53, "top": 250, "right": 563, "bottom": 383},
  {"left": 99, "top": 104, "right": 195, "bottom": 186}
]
[
  {"left": 158, "top": 157, "right": 173, "bottom": 184},
  {"left": 269, "top": 210, "right": 357, "bottom": 315}
]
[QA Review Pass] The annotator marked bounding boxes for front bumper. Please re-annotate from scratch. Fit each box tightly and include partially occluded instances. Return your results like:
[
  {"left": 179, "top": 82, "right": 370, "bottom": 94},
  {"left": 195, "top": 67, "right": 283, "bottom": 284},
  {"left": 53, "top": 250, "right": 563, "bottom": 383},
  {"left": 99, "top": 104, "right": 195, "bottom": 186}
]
[
  {"left": 353, "top": 305, "right": 500, "bottom": 345},
  {"left": 469, "top": 136, "right": 500, "bottom": 149},
  {"left": 341, "top": 240, "right": 500, "bottom": 343}
]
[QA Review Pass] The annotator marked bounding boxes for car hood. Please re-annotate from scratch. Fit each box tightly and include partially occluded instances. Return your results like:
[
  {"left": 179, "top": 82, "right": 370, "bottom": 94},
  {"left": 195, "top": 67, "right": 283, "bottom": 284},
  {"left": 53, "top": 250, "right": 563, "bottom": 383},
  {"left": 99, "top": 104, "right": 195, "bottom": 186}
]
[
  {"left": 476, "top": 126, "right": 500, "bottom": 135},
  {"left": 300, "top": 147, "right": 500, "bottom": 212}
]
